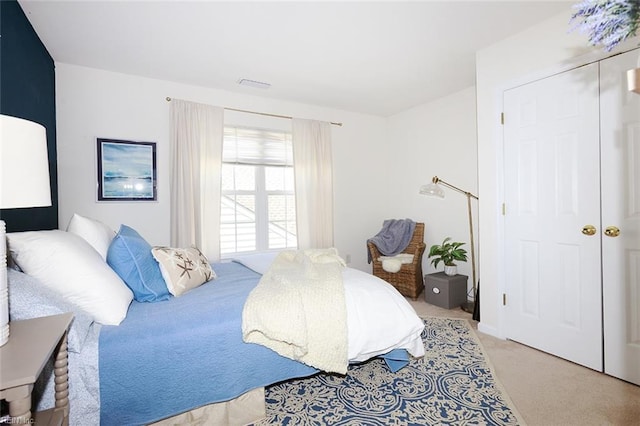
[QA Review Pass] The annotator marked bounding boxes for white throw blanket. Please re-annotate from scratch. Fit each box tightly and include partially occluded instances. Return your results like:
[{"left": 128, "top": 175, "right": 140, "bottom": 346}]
[
  {"left": 242, "top": 248, "right": 349, "bottom": 374},
  {"left": 378, "top": 253, "right": 414, "bottom": 273}
]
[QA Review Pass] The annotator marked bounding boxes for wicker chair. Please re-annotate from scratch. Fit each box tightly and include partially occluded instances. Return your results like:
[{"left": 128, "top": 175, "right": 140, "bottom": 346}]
[{"left": 367, "top": 223, "right": 425, "bottom": 300}]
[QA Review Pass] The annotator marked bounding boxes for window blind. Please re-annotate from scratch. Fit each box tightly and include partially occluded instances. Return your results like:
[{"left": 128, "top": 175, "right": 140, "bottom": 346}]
[{"left": 223, "top": 127, "right": 293, "bottom": 166}]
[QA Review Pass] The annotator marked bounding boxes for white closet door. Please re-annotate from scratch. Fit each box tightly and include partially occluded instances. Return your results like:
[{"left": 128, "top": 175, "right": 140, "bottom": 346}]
[
  {"left": 503, "top": 63, "right": 603, "bottom": 370},
  {"left": 600, "top": 49, "right": 640, "bottom": 386}
]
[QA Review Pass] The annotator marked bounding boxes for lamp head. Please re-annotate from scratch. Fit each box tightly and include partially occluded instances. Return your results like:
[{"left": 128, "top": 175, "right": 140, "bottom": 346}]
[{"left": 419, "top": 175, "right": 445, "bottom": 198}]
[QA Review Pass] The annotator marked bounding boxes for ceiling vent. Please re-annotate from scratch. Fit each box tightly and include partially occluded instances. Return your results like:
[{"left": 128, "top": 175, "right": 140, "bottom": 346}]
[{"left": 237, "top": 79, "right": 271, "bottom": 89}]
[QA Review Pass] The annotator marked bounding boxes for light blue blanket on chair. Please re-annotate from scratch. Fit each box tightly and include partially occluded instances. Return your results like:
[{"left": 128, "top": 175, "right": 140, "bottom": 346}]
[{"left": 367, "top": 218, "right": 416, "bottom": 263}]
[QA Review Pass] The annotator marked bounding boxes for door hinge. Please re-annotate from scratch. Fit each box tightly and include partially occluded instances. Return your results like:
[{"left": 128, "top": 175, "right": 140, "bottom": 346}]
[
  {"left": 500, "top": 112, "right": 505, "bottom": 125},
  {"left": 502, "top": 203, "right": 506, "bottom": 215},
  {"left": 503, "top": 293, "right": 507, "bottom": 306}
]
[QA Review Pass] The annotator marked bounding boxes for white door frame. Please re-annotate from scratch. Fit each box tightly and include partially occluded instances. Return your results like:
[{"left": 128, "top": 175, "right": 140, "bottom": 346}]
[{"left": 484, "top": 46, "right": 640, "bottom": 340}]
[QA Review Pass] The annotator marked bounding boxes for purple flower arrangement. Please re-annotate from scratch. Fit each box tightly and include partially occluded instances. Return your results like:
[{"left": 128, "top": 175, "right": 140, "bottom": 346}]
[{"left": 571, "top": 0, "right": 640, "bottom": 51}]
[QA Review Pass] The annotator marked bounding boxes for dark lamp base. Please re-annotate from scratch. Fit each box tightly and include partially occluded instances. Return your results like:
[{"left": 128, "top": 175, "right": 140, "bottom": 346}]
[
  {"left": 461, "top": 301, "right": 474, "bottom": 314},
  {"left": 461, "top": 282, "right": 480, "bottom": 322}
]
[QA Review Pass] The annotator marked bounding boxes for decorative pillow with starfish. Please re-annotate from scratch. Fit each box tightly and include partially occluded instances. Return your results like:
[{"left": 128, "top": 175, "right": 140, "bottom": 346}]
[{"left": 152, "top": 246, "right": 216, "bottom": 296}]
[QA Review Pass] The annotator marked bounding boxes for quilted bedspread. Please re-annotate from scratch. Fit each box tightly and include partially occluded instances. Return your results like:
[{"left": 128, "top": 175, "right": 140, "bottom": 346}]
[{"left": 99, "top": 262, "right": 317, "bottom": 426}]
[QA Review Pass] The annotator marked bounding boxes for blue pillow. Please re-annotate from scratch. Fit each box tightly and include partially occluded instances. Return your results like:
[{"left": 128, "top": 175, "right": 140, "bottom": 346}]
[{"left": 107, "top": 225, "right": 171, "bottom": 302}]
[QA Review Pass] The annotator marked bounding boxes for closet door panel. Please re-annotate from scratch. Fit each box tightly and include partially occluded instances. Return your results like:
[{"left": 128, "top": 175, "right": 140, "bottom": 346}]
[
  {"left": 601, "top": 48, "right": 640, "bottom": 386},
  {"left": 503, "top": 63, "right": 602, "bottom": 371}
]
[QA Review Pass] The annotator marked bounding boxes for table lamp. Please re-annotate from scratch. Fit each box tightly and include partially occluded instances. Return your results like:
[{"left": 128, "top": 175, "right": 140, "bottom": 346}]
[{"left": 0, "top": 114, "right": 52, "bottom": 346}]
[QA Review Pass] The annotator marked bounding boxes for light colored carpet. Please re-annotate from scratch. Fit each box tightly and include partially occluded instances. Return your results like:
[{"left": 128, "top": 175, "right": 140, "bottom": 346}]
[{"left": 409, "top": 298, "right": 640, "bottom": 426}]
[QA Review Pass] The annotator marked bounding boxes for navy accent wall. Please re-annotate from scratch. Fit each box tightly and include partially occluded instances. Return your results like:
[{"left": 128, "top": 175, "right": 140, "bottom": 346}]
[{"left": 0, "top": 0, "right": 58, "bottom": 231}]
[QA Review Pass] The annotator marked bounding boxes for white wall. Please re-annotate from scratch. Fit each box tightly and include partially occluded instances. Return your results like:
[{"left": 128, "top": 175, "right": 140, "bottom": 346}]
[
  {"left": 386, "top": 87, "right": 478, "bottom": 294},
  {"left": 63, "top": 10, "right": 620, "bottom": 322},
  {"left": 55, "top": 63, "right": 479, "bottom": 285},
  {"left": 55, "top": 63, "right": 390, "bottom": 270},
  {"left": 475, "top": 8, "right": 639, "bottom": 336}
]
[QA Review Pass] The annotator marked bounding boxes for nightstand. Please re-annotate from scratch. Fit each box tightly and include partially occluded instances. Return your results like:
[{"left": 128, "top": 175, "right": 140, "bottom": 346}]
[{"left": 0, "top": 312, "right": 74, "bottom": 425}]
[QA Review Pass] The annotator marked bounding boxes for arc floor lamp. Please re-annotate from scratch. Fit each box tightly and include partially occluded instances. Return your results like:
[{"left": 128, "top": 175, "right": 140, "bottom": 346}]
[{"left": 420, "top": 176, "right": 479, "bottom": 320}]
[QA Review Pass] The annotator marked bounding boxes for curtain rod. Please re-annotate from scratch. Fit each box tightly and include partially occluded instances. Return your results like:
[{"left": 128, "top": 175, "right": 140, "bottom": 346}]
[{"left": 165, "top": 97, "right": 343, "bottom": 127}]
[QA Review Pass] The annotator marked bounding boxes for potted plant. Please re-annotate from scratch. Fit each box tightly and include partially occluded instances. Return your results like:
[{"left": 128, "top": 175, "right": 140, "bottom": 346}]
[{"left": 428, "top": 237, "right": 468, "bottom": 276}]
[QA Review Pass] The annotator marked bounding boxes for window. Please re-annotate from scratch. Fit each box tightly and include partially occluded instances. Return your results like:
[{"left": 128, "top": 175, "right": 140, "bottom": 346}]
[{"left": 220, "top": 126, "right": 297, "bottom": 255}]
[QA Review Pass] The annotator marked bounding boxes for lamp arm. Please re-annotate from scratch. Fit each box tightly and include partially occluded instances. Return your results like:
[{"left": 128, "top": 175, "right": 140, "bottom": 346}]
[
  {"left": 431, "top": 175, "right": 478, "bottom": 299},
  {"left": 432, "top": 176, "right": 478, "bottom": 200}
]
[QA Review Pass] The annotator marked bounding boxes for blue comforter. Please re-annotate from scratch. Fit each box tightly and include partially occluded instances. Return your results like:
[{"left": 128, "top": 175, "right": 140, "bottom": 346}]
[{"left": 99, "top": 262, "right": 317, "bottom": 426}]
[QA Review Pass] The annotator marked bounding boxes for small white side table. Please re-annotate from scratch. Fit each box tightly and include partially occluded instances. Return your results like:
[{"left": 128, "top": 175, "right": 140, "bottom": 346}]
[{"left": 0, "top": 312, "right": 74, "bottom": 425}]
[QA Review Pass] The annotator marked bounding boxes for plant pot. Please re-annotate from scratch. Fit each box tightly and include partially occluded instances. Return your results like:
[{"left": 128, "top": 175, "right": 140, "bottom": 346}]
[{"left": 444, "top": 265, "right": 457, "bottom": 276}]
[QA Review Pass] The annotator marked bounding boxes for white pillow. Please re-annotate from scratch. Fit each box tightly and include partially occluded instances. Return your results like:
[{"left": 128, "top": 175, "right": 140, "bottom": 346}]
[
  {"left": 151, "top": 246, "right": 216, "bottom": 296},
  {"left": 66, "top": 213, "right": 116, "bottom": 260},
  {"left": 231, "top": 251, "right": 280, "bottom": 274},
  {"left": 7, "top": 230, "right": 133, "bottom": 325}
]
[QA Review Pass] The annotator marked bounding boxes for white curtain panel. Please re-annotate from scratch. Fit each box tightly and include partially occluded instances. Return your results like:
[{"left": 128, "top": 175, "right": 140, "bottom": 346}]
[
  {"left": 292, "top": 118, "right": 334, "bottom": 249},
  {"left": 169, "top": 99, "right": 223, "bottom": 260}
]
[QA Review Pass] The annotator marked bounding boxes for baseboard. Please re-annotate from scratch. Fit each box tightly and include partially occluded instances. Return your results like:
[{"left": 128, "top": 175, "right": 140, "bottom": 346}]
[{"left": 477, "top": 322, "right": 503, "bottom": 339}]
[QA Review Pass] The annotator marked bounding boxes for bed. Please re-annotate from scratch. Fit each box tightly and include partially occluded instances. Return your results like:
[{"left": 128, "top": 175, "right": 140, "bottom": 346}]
[{"left": 6, "top": 216, "right": 425, "bottom": 426}]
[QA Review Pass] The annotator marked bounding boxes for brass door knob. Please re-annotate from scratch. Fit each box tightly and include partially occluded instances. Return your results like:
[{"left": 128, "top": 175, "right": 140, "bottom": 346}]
[
  {"left": 582, "top": 225, "right": 597, "bottom": 236},
  {"left": 604, "top": 226, "right": 620, "bottom": 237}
]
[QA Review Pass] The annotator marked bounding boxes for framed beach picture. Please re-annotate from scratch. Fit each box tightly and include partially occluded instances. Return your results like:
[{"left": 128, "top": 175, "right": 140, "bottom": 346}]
[{"left": 97, "top": 138, "right": 157, "bottom": 201}]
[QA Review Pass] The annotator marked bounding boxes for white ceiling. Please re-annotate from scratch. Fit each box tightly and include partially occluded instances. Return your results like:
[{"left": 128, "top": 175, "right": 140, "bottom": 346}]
[{"left": 18, "top": 1, "right": 574, "bottom": 117}]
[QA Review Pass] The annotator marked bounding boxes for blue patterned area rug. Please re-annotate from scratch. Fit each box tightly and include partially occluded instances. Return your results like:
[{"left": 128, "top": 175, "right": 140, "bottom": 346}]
[{"left": 256, "top": 317, "right": 524, "bottom": 425}]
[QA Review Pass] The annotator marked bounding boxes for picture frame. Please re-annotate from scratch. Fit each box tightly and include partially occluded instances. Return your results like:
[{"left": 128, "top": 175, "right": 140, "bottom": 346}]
[{"left": 97, "top": 138, "right": 157, "bottom": 201}]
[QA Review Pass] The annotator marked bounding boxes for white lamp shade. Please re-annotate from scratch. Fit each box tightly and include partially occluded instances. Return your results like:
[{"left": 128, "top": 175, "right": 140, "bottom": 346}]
[
  {"left": 0, "top": 115, "right": 52, "bottom": 209},
  {"left": 0, "top": 115, "right": 52, "bottom": 346},
  {"left": 419, "top": 182, "right": 445, "bottom": 198}
]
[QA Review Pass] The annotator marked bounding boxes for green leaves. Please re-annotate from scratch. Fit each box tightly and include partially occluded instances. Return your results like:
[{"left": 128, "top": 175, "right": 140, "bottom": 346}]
[{"left": 428, "top": 237, "right": 468, "bottom": 268}]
